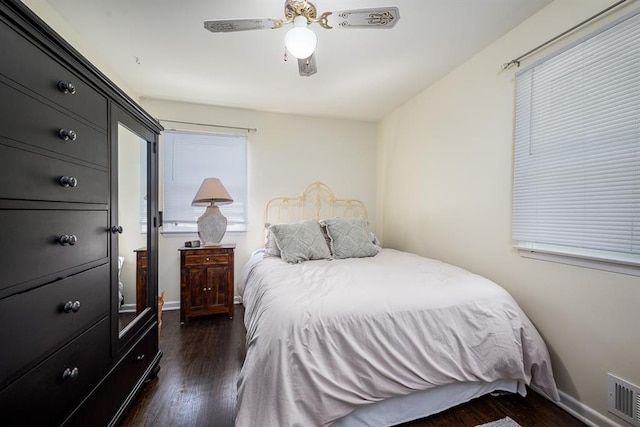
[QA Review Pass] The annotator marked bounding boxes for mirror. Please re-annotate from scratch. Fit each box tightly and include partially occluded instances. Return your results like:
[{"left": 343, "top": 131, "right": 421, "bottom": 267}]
[{"left": 117, "top": 123, "right": 149, "bottom": 333}]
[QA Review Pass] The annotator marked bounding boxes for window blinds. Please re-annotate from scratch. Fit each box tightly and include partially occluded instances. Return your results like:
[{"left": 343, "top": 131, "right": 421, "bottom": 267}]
[
  {"left": 162, "top": 130, "right": 247, "bottom": 233},
  {"left": 512, "top": 10, "right": 640, "bottom": 264}
]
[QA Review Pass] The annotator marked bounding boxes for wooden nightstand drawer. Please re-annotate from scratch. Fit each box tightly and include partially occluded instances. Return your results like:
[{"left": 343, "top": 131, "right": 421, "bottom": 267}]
[{"left": 183, "top": 253, "right": 230, "bottom": 266}]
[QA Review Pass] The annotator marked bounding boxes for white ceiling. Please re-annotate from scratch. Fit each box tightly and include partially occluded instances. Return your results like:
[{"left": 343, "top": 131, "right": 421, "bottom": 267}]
[{"left": 43, "top": 0, "right": 551, "bottom": 121}]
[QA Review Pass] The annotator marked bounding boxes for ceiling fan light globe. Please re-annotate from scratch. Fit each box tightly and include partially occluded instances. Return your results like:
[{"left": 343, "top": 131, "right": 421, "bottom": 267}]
[{"left": 285, "top": 19, "right": 317, "bottom": 59}]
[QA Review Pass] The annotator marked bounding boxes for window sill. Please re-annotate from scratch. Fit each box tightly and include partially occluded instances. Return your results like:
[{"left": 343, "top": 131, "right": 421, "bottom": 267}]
[{"left": 514, "top": 243, "right": 640, "bottom": 277}]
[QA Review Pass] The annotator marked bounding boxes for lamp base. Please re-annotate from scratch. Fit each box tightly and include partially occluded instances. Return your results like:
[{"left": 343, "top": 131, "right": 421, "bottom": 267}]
[
  {"left": 203, "top": 242, "right": 221, "bottom": 247},
  {"left": 197, "top": 205, "right": 227, "bottom": 246}
]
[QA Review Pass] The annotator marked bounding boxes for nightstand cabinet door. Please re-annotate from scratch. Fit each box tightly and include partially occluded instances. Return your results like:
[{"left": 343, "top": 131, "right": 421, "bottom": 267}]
[{"left": 179, "top": 244, "right": 235, "bottom": 323}]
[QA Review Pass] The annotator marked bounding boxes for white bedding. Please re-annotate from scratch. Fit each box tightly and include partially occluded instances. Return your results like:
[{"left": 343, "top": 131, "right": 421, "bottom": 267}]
[{"left": 237, "top": 249, "right": 559, "bottom": 426}]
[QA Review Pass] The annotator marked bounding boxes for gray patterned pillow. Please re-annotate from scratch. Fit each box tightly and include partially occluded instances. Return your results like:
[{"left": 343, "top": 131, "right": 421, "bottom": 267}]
[
  {"left": 264, "top": 228, "right": 281, "bottom": 258},
  {"left": 321, "top": 217, "right": 379, "bottom": 259},
  {"left": 269, "top": 220, "right": 332, "bottom": 263}
]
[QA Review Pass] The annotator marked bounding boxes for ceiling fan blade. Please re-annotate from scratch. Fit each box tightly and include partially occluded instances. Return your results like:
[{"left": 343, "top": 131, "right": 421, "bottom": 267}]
[
  {"left": 319, "top": 7, "right": 400, "bottom": 29},
  {"left": 298, "top": 54, "right": 317, "bottom": 77},
  {"left": 204, "top": 18, "right": 284, "bottom": 33}
]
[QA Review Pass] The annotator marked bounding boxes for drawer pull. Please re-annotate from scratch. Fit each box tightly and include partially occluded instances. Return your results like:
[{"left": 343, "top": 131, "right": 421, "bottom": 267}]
[
  {"left": 134, "top": 354, "right": 145, "bottom": 362},
  {"left": 63, "top": 300, "right": 81, "bottom": 313},
  {"left": 110, "top": 225, "right": 124, "bottom": 234},
  {"left": 62, "top": 367, "right": 79, "bottom": 381},
  {"left": 59, "top": 176, "right": 78, "bottom": 188},
  {"left": 57, "top": 81, "right": 77, "bottom": 95},
  {"left": 59, "top": 234, "right": 78, "bottom": 246},
  {"left": 58, "top": 128, "right": 77, "bottom": 141}
]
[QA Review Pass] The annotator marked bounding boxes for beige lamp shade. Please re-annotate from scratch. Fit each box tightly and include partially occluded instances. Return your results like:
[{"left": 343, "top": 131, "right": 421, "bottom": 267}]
[
  {"left": 192, "top": 178, "right": 233, "bottom": 246},
  {"left": 192, "top": 178, "right": 233, "bottom": 206}
]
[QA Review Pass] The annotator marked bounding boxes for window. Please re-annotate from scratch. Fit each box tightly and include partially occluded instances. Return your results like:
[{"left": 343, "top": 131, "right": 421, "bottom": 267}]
[
  {"left": 512, "top": 10, "right": 640, "bottom": 273},
  {"left": 162, "top": 129, "right": 247, "bottom": 233}
]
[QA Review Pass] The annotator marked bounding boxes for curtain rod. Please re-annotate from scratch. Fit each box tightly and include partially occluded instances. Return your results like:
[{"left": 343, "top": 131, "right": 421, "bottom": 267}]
[
  {"left": 501, "top": 0, "right": 631, "bottom": 70},
  {"left": 157, "top": 118, "right": 257, "bottom": 133}
]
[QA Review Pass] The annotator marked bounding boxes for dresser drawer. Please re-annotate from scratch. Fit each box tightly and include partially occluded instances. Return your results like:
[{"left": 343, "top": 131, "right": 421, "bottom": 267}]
[
  {"left": 0, "top": 317, "right": 110, "bottom": 427},
  {"left": 0, "top": 209, "right": 108, "bottom": 294},
  {"left": 0, "top": 19, "right": 107, "bottom": 129},
  {"left": 0, "top": 80, "right": 107, "bottom": 167},
  {"left": 0, "top": 141, "right": 108, "bottom": 203},
  {"left": 183, "top": 252, "right": 231, "bottom": 266},
  {"left": 63, "top": 324, "right": 159, "bottom": 426},
  {"left": 0, "top": 264, "right": 109, "bottom": 388}
]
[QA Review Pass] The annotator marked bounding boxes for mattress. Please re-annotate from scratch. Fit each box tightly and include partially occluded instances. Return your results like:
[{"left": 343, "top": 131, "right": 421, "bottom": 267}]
[{"left": 237, "top": 248, "right": 559, "bottom": 426}]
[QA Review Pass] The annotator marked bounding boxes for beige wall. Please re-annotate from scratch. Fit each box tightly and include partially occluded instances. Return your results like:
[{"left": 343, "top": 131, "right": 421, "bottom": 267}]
[
  {"left": 377, "top": 1, "right": 640, "bottom": 426},
  {"left": 141, "top": 98, "right": 378, "bottom": 307},
  {"left": 22, "top": 0, "right": 138, "bottom": 100}
]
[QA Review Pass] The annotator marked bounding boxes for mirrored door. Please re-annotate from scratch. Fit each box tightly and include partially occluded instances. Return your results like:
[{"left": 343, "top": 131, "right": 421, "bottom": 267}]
[
  {"left": 111, "top": 105, "right": 159, "bottom": 352},
  {"left": 116, "top": 123, "right": 148, "bottom": 332}
]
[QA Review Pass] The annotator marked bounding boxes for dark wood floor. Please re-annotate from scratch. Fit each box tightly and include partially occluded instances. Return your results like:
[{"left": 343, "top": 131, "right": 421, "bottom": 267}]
[{"left": 121, "top": 307, "right": 587, "bottom": 427}]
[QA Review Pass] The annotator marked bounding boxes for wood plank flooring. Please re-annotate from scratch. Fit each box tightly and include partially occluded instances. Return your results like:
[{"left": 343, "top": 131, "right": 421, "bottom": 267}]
[{"left": 121, "top": 307, "right": 587, "bottom": 427}]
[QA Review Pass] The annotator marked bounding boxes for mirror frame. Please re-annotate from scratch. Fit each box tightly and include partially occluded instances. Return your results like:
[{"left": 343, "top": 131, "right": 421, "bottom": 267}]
[{"left": 110, "top": 104, "right": 159, "bottom": 355}]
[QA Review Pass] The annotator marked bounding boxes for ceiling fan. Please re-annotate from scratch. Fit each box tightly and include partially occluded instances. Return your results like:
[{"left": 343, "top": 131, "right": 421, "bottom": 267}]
[{"left": 204, "top": 0, "right": 400, "bottom": 77}]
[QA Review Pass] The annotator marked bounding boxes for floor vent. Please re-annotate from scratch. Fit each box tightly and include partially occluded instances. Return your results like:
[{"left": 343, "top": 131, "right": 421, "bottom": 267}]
[{"left": 608, "top": 374, "right": 640, "bottom": 426}]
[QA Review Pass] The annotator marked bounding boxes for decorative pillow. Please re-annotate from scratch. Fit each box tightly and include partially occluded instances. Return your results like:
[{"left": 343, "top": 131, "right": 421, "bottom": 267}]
[
  {"left": 321, "top": 217, "right": 379, "bottom": 259},
  {"left": 269, "top": 219, "right": 332, "bottom": 263},
  {"left": 264, "top": 227, "right": 281, "bottom": 258}
]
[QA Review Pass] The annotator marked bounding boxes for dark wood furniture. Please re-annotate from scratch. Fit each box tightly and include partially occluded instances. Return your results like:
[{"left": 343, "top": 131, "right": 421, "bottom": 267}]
[
  {"left": 135, "top": 248, "right": 148, "bottom": 314},
  {"left": 0, "top": 2, "right": 162, "bottom": 425},
  {"left": 179, "top": 244, "right": 236, "bottom": 323}
]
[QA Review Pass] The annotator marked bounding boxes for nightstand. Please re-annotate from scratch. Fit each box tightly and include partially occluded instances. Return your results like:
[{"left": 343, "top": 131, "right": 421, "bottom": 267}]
[{"left": 178, "top": 244, "right": 235, "bottom": 323}]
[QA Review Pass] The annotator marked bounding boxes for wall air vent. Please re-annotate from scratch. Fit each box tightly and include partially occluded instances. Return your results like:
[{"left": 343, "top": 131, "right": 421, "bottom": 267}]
[{"left": 608, "top": 374, "right": 640, "bottom": 426}]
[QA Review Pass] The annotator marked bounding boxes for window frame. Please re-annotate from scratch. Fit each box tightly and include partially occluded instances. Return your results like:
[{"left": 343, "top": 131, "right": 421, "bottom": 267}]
[
  {"left": 160, "top": 128, "right": 248, "bottom": 235},
  {"left": 511, "top": 9, "right": 640, "bottom": 276}
]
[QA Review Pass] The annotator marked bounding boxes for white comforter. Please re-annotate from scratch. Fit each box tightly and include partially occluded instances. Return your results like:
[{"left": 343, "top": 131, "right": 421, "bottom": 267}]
[{"left": 237, "top": 249, "right": 559, "bottom": 426}]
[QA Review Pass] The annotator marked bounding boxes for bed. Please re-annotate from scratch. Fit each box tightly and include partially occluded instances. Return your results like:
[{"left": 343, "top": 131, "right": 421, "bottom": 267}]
[{"left": 236, "top": 182, "right": 559, "bottom": 427}]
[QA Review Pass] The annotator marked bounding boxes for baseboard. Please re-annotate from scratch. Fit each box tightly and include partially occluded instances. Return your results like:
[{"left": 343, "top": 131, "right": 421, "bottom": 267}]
[
  {"left": 553, "top": 389, "right": 624, "bottom": 427},
  {"left": 159, "top": 299, "right": 241, "bottom": 311},
  {"left": 161, "top": 300, "right": 180, "bottom": 311}
]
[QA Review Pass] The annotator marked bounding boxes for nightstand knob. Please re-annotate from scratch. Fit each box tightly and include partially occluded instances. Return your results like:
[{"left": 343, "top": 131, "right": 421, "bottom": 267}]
[
  {"left": 59, "top": 176, "right": 78, "bottom": 188},
  {"left": 63, "top": 300, "right": 81, "bottom": 313},
  {"left": 59, "top": 234, "right": 78, "bottom": 246},
  {"left": 58, "top": 128, "right": 77, "bottom": 141},
  {"left": 62, "top": 367, "right": 79, "bottom": 381},
  {"left": 205, "top": 258, "right": 210, "bottom": 262}
]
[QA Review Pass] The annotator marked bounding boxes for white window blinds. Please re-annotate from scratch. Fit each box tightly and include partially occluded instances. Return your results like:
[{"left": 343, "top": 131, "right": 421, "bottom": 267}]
[
  {"left": 512, "top": 10, "right": 640, "bottom": 267},
  {"left": 162, "top": 130, "right": 247, "bottom": 233}
]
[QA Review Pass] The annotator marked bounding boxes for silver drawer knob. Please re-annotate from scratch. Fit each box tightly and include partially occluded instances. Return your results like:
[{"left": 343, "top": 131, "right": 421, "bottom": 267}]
[
  {"left": 59, "top": 176, "right": 78, "bottom": 188},
  {"left": 59, "top": 234, "right": 78, "bottom": 246},
  {"left": 62, "top": 367, "right": 79, "bottom": 380},
  {"left": 63, "top": 300, "right": 81, "bottom": 313},
  {"left": 57, "top": 81, "right": 76, "bottom": 95},
  {"left": 58, "top": 129, "right": 77, "bottom": 141}
]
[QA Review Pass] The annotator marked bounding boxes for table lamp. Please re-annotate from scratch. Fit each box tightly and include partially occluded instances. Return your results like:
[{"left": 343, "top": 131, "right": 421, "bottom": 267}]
[{"left": 192, "top": 178, "right": 233, "bottom": 246}]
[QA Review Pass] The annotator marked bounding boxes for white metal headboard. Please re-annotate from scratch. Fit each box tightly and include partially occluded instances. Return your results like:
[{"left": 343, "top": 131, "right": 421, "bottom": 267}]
[{"left": 265, "top": 181, "right": 368, "bottom": 226}]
